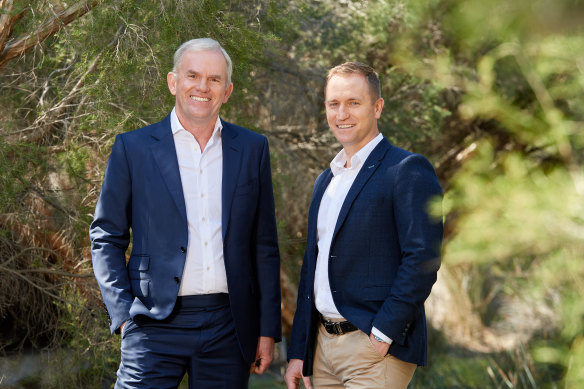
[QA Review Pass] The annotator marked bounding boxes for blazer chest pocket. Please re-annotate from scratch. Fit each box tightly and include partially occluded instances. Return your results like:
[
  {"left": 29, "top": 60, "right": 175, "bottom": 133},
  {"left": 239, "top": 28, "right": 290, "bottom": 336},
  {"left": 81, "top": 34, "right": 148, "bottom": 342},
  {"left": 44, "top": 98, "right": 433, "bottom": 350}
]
[
  {"left": 364, "top": 285, "right": 392, "bottom": 302},
  {"left": 128, "top": 255, "right": 151, "bottom": 298}
]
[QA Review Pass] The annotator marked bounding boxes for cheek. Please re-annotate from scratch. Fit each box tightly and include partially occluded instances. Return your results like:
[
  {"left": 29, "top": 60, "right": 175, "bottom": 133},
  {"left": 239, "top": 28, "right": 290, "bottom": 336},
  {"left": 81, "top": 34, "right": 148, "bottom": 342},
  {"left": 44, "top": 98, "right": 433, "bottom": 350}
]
[{"left": 325, "top": 111, "right": 335, "bottom": 123}]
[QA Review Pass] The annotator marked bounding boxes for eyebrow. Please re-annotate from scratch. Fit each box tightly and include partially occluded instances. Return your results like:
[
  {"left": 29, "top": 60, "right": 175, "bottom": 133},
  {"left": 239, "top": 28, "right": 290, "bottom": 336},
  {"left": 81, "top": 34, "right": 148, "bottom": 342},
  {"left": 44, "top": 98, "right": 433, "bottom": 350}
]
[
  {"left": 326, "top": 97, "right": 361, "bottom": 103},
  {"left": 185, "top": 70, "right": 223, "bottom": 80}
]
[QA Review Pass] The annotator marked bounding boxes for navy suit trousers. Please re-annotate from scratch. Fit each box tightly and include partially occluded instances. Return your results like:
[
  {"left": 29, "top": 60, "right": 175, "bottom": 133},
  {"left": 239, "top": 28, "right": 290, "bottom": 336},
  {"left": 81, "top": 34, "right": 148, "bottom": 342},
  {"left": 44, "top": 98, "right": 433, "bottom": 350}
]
[{"left": 115, "top": 294, "right": 250, "bottom": 389}]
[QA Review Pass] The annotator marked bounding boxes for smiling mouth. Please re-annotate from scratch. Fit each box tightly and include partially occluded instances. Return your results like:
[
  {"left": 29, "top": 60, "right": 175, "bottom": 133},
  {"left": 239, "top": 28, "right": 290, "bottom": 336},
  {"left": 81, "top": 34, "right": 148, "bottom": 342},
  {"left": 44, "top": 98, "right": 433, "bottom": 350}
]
[
  {"left": 337, "top": 124, "right": 355, "bottom": 129},
  {"left": 190, "top": 96, "right": 210, "bottom": 102}
]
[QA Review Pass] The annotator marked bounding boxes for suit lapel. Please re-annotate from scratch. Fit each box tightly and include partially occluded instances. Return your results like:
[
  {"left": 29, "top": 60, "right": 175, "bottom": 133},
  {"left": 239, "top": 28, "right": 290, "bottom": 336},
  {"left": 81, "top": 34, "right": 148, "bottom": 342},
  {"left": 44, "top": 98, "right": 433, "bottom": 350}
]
[
  {"left": 306, "top": 169, "right": 333, "bottom": 275},
  {"left": 221, "top": 121, "right": 242, "bottom": 241},
  {"left": 331, "top": 138, "right": 391, "bottom": 242},
  {"left": 150, "top": 115, "right": 187, "bottom": 224},
  {"left": 308, "top": 170, "right": 333, "bottom": 237}
]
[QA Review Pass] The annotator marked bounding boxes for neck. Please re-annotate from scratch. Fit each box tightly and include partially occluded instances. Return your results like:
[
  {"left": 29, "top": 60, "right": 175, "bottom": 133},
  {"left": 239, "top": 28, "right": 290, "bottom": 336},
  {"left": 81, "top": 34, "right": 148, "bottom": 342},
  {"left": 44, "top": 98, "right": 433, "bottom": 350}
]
[
  {"left": 176, "top": 112, "right": 217, "bottom": 152},
  {"left": 343, "top": 150, "right": 354, "bottom": 168},
  {"left": 342, "top": 131, "right": 380, "bottom": 168}
]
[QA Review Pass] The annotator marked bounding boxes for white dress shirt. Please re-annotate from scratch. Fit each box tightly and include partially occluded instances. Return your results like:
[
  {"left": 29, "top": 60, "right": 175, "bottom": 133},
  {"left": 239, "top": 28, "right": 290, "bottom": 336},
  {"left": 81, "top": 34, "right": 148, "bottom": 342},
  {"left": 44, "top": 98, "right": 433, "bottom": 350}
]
[
  {"left": 314, "top": 133, "right": 392, "bottom": 344},
  {"left": 170, "top": 108, "right": 228, "bottom": 295}
]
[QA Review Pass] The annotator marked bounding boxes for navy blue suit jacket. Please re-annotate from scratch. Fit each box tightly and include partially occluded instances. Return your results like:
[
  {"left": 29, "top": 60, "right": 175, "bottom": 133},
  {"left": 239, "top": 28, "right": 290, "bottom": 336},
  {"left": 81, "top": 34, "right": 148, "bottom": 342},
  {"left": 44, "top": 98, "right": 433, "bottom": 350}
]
[
  {"left": 288, "top": 137, "right": 443, "bottom": 375},
  {"left": 90, "top": 114, "right": 281, "bottom": 364}
]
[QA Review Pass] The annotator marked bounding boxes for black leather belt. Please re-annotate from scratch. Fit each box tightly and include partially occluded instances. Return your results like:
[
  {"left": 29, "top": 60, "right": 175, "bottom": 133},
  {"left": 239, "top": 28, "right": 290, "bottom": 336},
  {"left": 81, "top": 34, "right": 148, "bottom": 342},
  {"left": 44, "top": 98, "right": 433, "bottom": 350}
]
[
  {"left": 177, "top": 293, "right": 229, "bottom": 308},
  {"left": 320, "top": 316, "right": 358, "bottom": 335}
]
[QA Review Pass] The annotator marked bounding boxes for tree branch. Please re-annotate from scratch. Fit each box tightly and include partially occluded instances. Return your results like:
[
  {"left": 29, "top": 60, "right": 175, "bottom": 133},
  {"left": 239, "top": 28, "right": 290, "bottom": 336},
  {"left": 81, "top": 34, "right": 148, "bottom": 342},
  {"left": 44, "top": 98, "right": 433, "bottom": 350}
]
[
  {"left": 0, "top": 0, "right": 14, "bottom": 50},
  {"left": 0, "top": 0, "right": 26, "bottom": 53},
  {"left": 0, "top": 0, "right": 100, "bottom": 70},
  {"left": 17, "top": 267, "right": 94, "bottom": 278}
]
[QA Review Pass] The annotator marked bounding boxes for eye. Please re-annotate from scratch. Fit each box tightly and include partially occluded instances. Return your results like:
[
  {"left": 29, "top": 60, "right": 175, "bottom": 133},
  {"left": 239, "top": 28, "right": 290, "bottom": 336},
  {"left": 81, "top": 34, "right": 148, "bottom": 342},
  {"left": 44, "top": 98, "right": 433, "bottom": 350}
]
[
  {"left": 350, "top": 101, "right": 360, "bottom": 106},
  {"left": 328, "top": 102, "right": 339, "bottom": 108},
  {"left": 210, "top": 77, "right": 221, "bottom": 83}
]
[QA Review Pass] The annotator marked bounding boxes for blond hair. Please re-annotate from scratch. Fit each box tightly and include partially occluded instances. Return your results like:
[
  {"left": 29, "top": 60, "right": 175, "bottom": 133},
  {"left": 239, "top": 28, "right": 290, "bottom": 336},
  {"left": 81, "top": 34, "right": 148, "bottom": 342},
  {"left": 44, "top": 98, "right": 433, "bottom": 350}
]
[{"left": 326, "top": 62, "right": 381, "bottom": 100}]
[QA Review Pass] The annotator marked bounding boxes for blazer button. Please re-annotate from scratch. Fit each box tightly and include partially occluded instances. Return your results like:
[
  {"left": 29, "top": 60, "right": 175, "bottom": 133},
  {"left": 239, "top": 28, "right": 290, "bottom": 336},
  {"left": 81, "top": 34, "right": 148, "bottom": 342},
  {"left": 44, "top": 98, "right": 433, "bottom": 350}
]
[
  {"left": 180, "top": 246, "right": 186, "bottom": 253},
  {"left": 174, "top": 276, "right": 180, "bottom": 283}
]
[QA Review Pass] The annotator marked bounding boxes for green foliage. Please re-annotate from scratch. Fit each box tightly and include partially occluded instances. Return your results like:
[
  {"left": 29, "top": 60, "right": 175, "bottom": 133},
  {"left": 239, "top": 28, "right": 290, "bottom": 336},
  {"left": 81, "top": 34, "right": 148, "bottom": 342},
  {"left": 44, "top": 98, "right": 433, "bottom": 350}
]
[
  {"left": 380, "top": 69, "right": 451, "bottom": 149},
  {"left": 0, "top": 0, "right": 285, "bottom": 373},
  {"left": 0, "top": 140, "right": 47, "bottom": 212},
  {"left": 444, "top": 144, "right": 583, "bottom": 264},
  {"left": 21, "top": 291, "right": 121, "bottom": 388},
  {"left": 74, "top": 0, "right": 278, "bottom": 132},
  {"left": 394, "top": 0, "right": 584, "bottom": 386},
  {"left": 3, "top": 0, "right": 583, "bottom": 386},
  {"left": 58, "top": 144, "right": 89, "bottom": 181},
  {"left": 266, "top": 0, "right": 452, "bottom": 152}
]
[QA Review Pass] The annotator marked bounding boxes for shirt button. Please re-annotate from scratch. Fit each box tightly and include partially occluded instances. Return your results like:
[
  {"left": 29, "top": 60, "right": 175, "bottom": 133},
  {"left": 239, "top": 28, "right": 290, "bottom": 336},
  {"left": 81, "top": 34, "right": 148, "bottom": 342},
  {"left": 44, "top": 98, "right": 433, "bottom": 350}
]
[
  {"left": 180, "top": 246, "right": 186, "bottom": 253},
  {"left": 204, "top": 242, "right": 208, "bottom": 246},
  {"left": 200, "top": 169, "right": 203, "bottom": 174},
  {"left": 202, "top": 217, "right": 206, "bottom": 222},
  {"left": 201, "top": 193, "right": 204, "bottom": 198}
]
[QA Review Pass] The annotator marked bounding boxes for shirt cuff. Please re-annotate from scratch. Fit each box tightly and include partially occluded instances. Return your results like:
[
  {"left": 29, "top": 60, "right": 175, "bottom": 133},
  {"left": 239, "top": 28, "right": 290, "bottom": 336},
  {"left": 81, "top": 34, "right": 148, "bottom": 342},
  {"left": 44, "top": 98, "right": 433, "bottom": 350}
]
[{"left": 372, "top": 327, "right": 393, "bottom": 345}]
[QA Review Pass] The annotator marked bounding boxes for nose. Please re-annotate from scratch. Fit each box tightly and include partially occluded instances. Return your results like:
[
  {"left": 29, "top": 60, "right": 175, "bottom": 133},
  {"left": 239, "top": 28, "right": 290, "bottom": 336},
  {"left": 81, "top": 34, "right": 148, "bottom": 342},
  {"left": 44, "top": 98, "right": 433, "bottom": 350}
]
[
  {"left": 196, "top": 78, "right": 209, "bottom": 91},
  {"left": 337, "top": 104, "right": 349, "bottom": 120}
]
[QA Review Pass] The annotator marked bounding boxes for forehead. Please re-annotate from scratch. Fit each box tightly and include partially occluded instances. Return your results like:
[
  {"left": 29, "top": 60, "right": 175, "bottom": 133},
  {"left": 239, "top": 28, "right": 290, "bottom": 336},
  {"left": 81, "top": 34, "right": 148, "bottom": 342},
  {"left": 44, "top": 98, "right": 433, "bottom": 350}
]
[
  {"left": 178, "top": 49, "right": 227, "bottom": 74},
  {"left": 325, "top": 74, "right": 371, "bottom": 100}
]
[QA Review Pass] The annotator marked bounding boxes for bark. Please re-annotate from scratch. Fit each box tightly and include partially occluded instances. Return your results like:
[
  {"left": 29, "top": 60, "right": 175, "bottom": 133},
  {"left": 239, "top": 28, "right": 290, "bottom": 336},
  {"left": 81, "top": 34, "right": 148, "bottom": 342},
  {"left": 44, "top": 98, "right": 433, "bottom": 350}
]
[{"left": 0, "top": 0, "right": 99, "bottom": 70}]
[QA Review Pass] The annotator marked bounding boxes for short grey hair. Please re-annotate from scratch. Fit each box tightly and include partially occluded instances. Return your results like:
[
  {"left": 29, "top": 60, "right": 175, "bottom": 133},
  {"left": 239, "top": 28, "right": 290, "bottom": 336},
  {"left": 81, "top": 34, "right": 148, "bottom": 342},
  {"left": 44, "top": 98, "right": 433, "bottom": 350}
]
[{"left": 172, "top": 38, "right": 233, "bottom": 85}]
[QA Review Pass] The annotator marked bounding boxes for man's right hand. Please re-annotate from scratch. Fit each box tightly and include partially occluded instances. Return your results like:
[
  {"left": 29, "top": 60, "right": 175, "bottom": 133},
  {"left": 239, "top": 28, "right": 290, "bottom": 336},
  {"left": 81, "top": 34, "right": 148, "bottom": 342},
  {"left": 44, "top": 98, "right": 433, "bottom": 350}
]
[
  {"left": 284, "top": 359, "right": 312, "bottom": 389},
  {"left": 120, "top": 320, "right": 127, "bottom": 335}
]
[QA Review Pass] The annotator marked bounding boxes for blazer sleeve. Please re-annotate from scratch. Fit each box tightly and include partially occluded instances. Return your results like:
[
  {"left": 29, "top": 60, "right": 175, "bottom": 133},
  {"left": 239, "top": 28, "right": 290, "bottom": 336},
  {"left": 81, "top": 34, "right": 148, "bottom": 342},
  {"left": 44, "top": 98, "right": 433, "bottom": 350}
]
[
  {"left": 253, "top": 137, "right": 282, "bottom": 340},
  {"left": 287, "top": 249, "right": 311, "bottom": 360},
  {"left": 89, "top": 134, "right": 133, "bottom": 334},
  {"left": 372, "top": 154, "right": 443, "bottom": 345}
]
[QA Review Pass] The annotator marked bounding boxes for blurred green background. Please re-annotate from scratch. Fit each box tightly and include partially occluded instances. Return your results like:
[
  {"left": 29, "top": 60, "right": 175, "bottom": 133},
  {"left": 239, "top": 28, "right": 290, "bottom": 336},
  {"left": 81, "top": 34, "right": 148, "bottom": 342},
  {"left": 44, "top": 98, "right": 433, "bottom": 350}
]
[{"left": 0, "top": 0, "right": 582, "bottom": 387}]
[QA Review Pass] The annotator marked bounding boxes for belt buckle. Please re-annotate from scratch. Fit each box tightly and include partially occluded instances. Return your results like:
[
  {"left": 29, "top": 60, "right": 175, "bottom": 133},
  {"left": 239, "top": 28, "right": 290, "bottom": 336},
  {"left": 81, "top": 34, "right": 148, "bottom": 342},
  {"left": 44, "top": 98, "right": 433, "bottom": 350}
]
[{"left": 334, "top": 322, "right": 343, "bottom": 335}]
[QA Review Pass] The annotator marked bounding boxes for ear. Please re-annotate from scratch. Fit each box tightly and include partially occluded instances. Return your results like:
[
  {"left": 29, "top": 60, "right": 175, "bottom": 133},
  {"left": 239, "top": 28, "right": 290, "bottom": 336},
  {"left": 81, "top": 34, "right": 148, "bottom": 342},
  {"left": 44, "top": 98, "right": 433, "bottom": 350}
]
[
  {"left": 374, "top": 97, "right": 384, "bottom": 119},
  {"left": 167, "top": 72, "right": 177, "bottom": 96},
  {"left": 223, "top": 82, "right": 234, "bottom": 103}
]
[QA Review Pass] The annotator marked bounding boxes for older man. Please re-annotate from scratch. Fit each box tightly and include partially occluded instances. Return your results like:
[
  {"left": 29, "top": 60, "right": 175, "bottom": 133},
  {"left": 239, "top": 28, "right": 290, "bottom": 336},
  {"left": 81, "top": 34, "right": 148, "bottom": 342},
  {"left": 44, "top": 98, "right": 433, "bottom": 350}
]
[
  {"left": 90, "top": 38, "right": 281, "bottom": 388},
  {"left": 285, "top": 62, "right": 443, "bottom": 388}
]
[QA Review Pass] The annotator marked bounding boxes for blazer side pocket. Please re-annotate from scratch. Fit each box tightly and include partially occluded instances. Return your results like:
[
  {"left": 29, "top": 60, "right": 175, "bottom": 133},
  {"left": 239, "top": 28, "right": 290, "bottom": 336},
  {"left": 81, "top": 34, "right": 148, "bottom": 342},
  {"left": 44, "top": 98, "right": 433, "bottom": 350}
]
[
  {"left": 127, "top": 255, "right": 151, "bottom": 298},
  {"left": 130, "top": 279, "right": 151, "bottom": 298},
  {"left": 128, "top": 255, "right": 150, "bottom": 279}
]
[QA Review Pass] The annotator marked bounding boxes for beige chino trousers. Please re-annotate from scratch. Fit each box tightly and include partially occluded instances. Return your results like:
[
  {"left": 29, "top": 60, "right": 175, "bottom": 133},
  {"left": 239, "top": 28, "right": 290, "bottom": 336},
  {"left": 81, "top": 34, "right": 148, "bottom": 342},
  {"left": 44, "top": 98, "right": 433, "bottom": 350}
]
[{"left": 312, "top": 322, "right": 416, "bottom": 388}]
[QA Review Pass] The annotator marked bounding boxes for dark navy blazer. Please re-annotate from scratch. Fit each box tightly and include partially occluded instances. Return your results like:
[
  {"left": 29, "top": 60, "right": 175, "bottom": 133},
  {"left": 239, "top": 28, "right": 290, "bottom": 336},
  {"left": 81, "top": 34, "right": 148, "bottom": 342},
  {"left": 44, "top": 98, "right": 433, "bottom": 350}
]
[
  {"left": 288, "top": 137, "right": 443, "bottom": 375},
  {"left": 90, "top": 114, "right": 281, "bottom": 364}
]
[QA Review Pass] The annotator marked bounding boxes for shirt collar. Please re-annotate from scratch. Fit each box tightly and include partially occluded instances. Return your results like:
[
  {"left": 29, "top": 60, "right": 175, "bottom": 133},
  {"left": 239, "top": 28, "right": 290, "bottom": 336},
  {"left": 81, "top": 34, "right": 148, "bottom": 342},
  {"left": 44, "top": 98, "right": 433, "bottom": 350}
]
[
  {"left": 170, "top": 107, "right": 223, "bottom": 138},
  {"left": 330, "top": 133, "right": 383, "bottom": 176}
]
